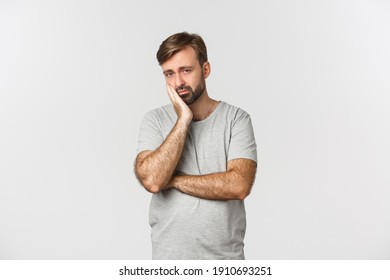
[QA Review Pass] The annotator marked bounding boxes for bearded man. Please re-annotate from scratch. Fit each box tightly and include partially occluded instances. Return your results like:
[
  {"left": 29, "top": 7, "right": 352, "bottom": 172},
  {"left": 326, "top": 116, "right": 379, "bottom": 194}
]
[{"left": 135, "top": 32, "right": 257, "bottom": 259}]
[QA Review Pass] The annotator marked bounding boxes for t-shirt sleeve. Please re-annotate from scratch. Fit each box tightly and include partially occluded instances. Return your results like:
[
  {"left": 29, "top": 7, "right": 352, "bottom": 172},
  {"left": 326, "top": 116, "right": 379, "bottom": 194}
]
[
  {"left": 137, "top": 111, "right": 164, "bottom": 153},
  {"left": 228, "top": 110, "right": 257, "bottom": 163}
]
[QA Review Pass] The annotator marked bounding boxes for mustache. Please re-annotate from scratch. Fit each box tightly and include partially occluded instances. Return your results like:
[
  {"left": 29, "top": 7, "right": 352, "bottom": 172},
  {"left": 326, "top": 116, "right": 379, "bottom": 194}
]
[{"left": 176, "top": 85, "right": 192, "bottom": 93}]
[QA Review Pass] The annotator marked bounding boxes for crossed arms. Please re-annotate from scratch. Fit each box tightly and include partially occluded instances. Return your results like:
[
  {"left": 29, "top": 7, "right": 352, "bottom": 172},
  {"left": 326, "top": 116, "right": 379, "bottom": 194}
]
[{"left": 134, "top": 85, "right": 257, "bottom": 201}]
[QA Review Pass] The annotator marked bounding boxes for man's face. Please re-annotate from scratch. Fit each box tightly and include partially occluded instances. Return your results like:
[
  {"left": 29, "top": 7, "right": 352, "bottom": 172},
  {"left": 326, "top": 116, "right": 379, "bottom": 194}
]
[{"left": 161, "top": 46, "right": 208, "bottom": 105}]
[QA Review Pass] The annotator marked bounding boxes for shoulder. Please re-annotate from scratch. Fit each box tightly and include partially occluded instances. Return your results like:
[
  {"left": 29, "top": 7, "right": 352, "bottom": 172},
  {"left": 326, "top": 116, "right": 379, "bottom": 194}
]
[
  {"left": 218, "top": 101, "right": 252, "bottom": 123},
  {"left": 142, "top": 104, "right": 175, "bottom": 122},
  {"left": 144, "top": 104, "right": 174, "bottom": 117},
  {"left": 143, "top": 104, "right": 177, "bottom": 127}
]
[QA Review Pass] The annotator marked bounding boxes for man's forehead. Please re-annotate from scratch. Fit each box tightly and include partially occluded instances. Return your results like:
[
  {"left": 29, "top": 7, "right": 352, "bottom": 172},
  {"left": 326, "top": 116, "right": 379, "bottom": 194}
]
[{"left": 162, "top": 46, "right": 197, "bottom": 69}]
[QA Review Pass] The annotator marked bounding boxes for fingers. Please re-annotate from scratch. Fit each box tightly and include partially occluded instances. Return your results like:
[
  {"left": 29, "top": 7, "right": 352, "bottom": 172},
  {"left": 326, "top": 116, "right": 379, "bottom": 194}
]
[
  {"left": 166, "top": 83, "right": 193, "bottom": 123},
  {"left": 166, "top": 83, "right": 182, "bottom": 114},
  {"left": 166, "top": 84, "right": 177, "bottom": 103},
  {"left": 166, "top": 83, "right": 185, "bottom": 107}
]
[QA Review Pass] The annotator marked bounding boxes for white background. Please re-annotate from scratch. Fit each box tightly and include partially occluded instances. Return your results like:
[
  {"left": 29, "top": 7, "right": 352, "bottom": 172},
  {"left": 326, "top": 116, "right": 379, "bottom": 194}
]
[{"left": 0, "top": 0, "right": 389, "bottom": 259}]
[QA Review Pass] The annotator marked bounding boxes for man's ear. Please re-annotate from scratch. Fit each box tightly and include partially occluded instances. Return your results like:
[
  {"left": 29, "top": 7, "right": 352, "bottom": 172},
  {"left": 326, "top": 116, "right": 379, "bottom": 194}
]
[{"left": 202, "top": 61, "right": 211, "bottom": 79}]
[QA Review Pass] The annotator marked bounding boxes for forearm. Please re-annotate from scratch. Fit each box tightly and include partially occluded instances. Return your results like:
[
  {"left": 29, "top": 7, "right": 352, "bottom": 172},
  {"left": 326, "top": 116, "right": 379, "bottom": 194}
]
[
  {"left": 170, "top": 158, "right": 257, "bottom": 200},
  {"left": 170, "top": 172, "right": 251, "bottom": 201},
  {"left": 136, "top": 119, "right": 189, "bottom": 193}
]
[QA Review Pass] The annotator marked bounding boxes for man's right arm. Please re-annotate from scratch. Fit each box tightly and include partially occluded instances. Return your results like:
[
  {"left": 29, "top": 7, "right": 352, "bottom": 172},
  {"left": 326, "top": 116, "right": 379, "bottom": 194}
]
[
  {"left": 135, "top": 119, "right": 189, "bottom": 193},
  {"left": 135, "top": 84, "right": 193, "bottom": 193}
]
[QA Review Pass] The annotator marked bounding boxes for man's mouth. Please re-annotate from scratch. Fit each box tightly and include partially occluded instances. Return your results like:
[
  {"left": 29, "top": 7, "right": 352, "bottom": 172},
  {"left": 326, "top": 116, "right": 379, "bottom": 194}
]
[
  {"left": 178, "top": 90, "right": 190, "bottom": 96},
  {"left": 177, "top": 87, "right": 191, "bottom": 96}
]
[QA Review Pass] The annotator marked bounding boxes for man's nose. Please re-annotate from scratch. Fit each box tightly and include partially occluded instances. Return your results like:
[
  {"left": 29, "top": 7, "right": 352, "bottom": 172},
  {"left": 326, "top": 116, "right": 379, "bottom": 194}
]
[{"left": 174, "top": 73, "right": 185, "bottom": 88}]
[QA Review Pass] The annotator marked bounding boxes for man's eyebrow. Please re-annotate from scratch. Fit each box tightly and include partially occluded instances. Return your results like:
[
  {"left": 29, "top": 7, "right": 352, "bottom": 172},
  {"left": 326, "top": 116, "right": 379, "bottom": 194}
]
[
  {"left": 163, "top": 69, "right": 173, "bottom": 75},
  {"left": 163, "top": 66, "right": 194, "bottom": 75},
  {"left": 179, "top": 66, "right": 194, "bottom": 70}
]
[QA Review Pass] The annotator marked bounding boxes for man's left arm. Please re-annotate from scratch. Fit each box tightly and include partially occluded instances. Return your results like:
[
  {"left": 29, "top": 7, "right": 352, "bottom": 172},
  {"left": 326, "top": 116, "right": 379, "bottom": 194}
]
[{"left": 169, "top": 158, "right": 257, "bottom": 200}]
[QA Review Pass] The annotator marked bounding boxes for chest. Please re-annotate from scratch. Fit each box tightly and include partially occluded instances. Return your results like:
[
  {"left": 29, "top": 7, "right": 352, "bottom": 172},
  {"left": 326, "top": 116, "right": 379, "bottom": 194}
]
[{"left": 176, "top": 122, "right": 232, "bottom": 175}]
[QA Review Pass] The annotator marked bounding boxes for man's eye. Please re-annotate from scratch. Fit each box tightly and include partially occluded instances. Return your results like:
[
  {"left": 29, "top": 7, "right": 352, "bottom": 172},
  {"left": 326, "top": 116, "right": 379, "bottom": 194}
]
[
  {"left": 183, "top": 69, "right": 191, "bottom": 73},
  {"left": 165, "top": 73, "right": 173, "bottom": 77}
]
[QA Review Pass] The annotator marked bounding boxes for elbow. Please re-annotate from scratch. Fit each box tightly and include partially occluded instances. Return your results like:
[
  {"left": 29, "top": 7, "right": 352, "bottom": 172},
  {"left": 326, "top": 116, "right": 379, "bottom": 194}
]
[
  {"left": 135, "top": 168, "right": 164, "bottom": 194},
  {"left": 135, "top": 172, "right": 164, "bottom": 193},
  {"left": 236, "top": 183, "right": 252, "bottom": 201},
  {"left": 237, "top": 189, "right": 250, "bottom": 201},
  {"left": 145, "top": 183, "right": 164, "bottom": 194},
  {"left": 141, "top": 177, "right": 166, "bottom": 194},
  {"left": 228, "top": 167, "right": 256, "bottom": 201},
  {"left": 139, "top": 174, "right": 165, "bottom": 194}
]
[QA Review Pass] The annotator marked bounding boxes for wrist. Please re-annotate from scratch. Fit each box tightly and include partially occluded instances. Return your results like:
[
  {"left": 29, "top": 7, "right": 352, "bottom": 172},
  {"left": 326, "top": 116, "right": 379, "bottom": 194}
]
[
  {"left": 177, "top": 117, "right": 192, "bottom": 127},
  {"left": 167, "top": 175, "right": 178, "bottom": 189}
]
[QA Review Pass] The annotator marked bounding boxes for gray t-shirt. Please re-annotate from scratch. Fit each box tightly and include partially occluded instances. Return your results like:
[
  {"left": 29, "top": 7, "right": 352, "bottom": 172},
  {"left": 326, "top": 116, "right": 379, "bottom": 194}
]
[{"left": 137, "top": 101, "right": 257, "bottom": 259}]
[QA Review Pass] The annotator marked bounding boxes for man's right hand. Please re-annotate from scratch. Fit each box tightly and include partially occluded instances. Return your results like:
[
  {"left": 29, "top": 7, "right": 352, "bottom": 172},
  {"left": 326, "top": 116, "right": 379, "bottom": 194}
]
[
  {"left": 166, "top": 84, "right": 193, "bottom": 125},
  {"left": 135, "top": 85, "right": 192, "bottom": 193}
]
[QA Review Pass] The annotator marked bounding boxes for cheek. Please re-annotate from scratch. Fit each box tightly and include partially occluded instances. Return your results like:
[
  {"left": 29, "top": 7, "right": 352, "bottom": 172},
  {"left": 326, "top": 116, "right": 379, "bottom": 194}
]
[
  {"left": 164, "top": 78, "right": 174, "bottom": 87},
  {"left": 189, "top": 74, "right": 200, "bottom": 85}
]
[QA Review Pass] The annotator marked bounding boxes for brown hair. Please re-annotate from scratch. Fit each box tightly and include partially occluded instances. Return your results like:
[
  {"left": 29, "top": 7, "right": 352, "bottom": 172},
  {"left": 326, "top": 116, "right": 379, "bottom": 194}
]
[{"left": 156, "top": 32, "right": 208, "bottom": 66}]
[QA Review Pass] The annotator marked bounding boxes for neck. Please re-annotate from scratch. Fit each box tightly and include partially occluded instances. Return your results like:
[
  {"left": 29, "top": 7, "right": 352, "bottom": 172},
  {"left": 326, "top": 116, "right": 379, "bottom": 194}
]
[{"left": 189, "top": 89, "right": 219, "bottom": 121}]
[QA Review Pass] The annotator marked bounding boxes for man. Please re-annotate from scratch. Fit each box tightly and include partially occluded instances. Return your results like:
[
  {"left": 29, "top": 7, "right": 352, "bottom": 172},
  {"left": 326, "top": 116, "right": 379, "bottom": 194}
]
[{"left": 135, "top": 32, "right": 257, "bottom": 259}]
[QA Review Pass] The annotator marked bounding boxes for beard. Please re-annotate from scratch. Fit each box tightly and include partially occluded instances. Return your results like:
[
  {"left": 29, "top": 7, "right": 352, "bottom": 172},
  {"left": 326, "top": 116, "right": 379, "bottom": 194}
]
[{"left": 176, "top": 78, "right": 206, "bottom": 105}]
